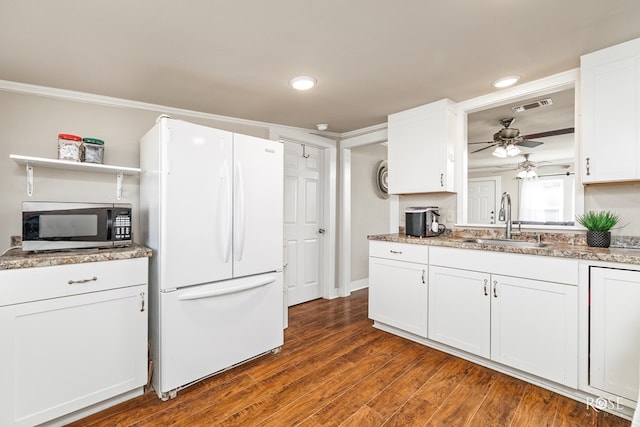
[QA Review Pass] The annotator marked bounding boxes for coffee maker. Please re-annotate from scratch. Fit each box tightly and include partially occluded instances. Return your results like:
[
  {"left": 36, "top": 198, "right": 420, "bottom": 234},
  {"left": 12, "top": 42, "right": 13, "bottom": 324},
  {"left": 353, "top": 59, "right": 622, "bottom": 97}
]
[{"left": 405, "top": 206, "right": 444, "bottom": 237}]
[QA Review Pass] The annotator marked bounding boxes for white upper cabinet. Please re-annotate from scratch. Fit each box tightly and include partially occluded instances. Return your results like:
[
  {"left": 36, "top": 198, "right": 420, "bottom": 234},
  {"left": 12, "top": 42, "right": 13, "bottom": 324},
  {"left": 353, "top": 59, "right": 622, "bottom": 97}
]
[
  {"left": 581, "top": 37, "right": 640, "bottom": 183},
  {"left": 387, "top": 98, "right": 457, "bottom": 194}
]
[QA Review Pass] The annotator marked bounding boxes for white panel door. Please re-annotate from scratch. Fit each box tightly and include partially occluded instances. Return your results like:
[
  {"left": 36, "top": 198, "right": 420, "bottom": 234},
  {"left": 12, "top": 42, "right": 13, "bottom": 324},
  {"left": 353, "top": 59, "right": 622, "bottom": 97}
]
[
  {"left": 232, "top": 134, "right": 283, "bottom": 278},
  {"left": 284, "top": 142, "right": 324, "bottom": 306},
  {"left": 428, "top": 266, "right": 490, "bottom": 358},
  {"left": 581, "top": 38, "right": 640, "bottom": 183},
  {"left": 162, "top": 120, "right": 233, "bottom": 289},
  {"left": 491, "top": 275, "right": 578, "bottom": 387},
  {"left": 468, "top": 178, "right": 497, "bottom": 224},
  {"left": 369, "top": 257, "right": 428, "bottom": 337},
  {"left": 0, "top": 285, "right": 147, "bottom": 427},
  {"left": 590, "top": 267, "right": 640, "bottom": 401}
]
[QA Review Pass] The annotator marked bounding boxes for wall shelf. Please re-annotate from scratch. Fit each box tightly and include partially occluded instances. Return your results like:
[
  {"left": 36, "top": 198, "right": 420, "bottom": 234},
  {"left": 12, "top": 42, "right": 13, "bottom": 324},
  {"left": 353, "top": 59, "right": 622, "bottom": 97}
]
[{"left": 10, "top": 154, "right": 141, "bottom": 200}]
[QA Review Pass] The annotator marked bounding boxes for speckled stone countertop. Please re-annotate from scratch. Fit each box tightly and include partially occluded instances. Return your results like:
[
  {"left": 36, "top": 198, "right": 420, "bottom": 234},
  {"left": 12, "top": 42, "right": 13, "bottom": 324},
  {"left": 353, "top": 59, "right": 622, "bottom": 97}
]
[
  {"left": 0, "top": 243, "right": 152, "bottom": 270},
  {"left": 368, "top": 229, "right": 640, "bottom": 266}
]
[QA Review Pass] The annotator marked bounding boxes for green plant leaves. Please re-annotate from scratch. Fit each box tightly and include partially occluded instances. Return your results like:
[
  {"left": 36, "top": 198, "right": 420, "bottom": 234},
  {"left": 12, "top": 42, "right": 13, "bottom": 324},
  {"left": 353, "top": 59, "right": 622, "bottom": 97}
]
[{"left": 575, "top": 210, "right": 619, "bottom": 232}]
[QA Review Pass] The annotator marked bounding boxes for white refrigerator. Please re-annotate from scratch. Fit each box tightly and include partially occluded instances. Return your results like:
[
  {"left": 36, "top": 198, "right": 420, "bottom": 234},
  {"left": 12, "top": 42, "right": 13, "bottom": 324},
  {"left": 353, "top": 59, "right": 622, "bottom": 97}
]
[{"left": 140, "top": 117, "right": 284, "bottom": 400}]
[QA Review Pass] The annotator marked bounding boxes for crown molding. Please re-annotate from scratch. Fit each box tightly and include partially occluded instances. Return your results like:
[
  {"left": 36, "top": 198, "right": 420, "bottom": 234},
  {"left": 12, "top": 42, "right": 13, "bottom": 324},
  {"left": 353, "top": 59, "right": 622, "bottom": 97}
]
[{"left": 0, "top": 79, "right": 321, "bottom": 136}]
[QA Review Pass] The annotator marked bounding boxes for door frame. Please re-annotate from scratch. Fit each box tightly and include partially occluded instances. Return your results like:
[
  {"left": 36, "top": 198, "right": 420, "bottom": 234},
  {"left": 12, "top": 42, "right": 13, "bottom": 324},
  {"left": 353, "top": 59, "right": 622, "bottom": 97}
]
[
  {"left": 270, "top": 127, "right": 338, "bottom": 299},
  {"left": 340, "top": 124, "right": 396, "bottom": 297}
]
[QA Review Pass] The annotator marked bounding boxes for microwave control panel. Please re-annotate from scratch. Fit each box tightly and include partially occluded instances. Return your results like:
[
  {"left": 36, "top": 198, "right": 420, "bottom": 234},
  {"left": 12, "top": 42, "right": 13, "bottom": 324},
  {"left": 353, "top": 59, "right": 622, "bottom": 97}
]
[{"left": 113, "top": 211, "right": 132, "bottom": 241}]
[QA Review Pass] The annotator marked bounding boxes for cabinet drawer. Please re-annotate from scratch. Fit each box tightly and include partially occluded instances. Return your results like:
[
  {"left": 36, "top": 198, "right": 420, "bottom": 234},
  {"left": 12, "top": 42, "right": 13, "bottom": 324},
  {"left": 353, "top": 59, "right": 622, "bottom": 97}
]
[
  {"left": 429, "top": 246, "right": 578, "bottom": 285},
  {"left": 0, "top": 258, "right": 148, "bottom": 306},
  {"left": 369, "top": 241, "right": 428, "bottom": 264}
]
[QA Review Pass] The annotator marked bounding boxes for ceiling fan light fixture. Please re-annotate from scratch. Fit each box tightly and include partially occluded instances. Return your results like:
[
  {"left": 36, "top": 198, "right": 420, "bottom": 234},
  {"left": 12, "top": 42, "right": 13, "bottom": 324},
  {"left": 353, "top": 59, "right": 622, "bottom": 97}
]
[
  {"left": 289, "top": 76, "right": 317, "bottom": 91},
  {"left": 506, "top": 143, "right": 521, "bottom": 157},
  {"left": 492, "top": 75, "right": 520, "bottom": 89},
  {"left": 492, "top": 146, "right": 508, "bottom": 158},
  {"left": 517, "top": 169, "right": 537, "bottom": 179}
]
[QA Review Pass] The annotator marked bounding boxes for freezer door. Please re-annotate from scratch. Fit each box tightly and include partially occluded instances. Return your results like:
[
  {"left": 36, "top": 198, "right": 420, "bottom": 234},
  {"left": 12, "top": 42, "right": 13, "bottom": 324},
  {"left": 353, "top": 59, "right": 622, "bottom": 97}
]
[
  {"left": 161, "top": 120, "right": 234, "bottom": 289},
  {"left": 155, "top": 273, "right": 284, "bottom": 395},
  {"left": 233, "top": 134, "right": 284, "bottom": 277}
]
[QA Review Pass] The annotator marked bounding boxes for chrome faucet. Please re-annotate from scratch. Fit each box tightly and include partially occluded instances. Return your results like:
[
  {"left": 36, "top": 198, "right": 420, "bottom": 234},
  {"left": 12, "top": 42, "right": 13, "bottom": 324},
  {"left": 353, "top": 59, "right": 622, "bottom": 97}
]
[{"left": 498, "top": 191, "right": 513, "bottom": 239}]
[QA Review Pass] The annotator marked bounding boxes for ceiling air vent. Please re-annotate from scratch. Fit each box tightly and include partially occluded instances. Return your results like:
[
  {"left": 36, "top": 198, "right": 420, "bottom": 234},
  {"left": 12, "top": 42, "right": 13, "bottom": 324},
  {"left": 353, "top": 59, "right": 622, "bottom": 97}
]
[{"left": 512, "top": 98, "right": 553, "bottom": 113}]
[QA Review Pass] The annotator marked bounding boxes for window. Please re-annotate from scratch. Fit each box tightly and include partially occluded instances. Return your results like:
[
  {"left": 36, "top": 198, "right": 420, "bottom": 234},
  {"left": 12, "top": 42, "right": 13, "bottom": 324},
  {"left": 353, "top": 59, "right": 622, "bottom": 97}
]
[{"left": 519, "top": 175, "right": 575, "bottom": 225}]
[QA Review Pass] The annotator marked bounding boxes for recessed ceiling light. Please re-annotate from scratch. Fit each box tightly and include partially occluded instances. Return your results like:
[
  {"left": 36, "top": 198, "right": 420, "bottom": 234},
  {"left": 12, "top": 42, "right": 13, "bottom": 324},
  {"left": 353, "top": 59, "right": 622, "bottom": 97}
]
[
  {"left": 492, "top": 75, "right": 520, "bottom": 89},
  {"left": 289, "top": 76, "right": 317, "bottom": 91}
]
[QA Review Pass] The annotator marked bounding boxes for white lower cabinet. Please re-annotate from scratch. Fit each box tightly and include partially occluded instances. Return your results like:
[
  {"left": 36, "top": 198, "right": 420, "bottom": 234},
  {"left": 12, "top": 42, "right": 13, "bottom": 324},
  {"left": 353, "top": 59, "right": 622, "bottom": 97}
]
[
  {"left": 491, "top": 274, "right": 577, "bottom": 387},
  {"left": 590, "top": 266, "right": 640, "bottom": 401},
  {"left": 0, "top": 258, "right": 148, "bottom": 427},
  {"left": 428, "top": 267, "right": 490, "bottom": 357},
  {"left": 428, "top": 266, "right": 578, "bottom": 387},
  {"left": 369, "top": 241, "right": 428, "bottom": 337}
]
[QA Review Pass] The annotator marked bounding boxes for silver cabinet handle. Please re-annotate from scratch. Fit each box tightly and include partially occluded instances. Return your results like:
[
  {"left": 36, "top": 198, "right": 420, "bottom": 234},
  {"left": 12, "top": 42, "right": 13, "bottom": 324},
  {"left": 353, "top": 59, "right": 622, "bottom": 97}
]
[
  {"left": 586, "top": 157, "right": 591, "bottom": 176},
  {"left": 140, "top": 292, "right": 145, "bottom": 312},
  {"left": 483, "top": 279, "right": 488, "bottom": 296},
  {"left": 390, "top": 250, "right": 402, "bottom": 254},
  {"left": 421, "top": 269, "right": 426, "bottom": 284},
  {"left": 493, "top": 280, "right": 498, "bottom": 298},
  {"left": 68, "top": 276, "right": 97, "bottom": 285}
]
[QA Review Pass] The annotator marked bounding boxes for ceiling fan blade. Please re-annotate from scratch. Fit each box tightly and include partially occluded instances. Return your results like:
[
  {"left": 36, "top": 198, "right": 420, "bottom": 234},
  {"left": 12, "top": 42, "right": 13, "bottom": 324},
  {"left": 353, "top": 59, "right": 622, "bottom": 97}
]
[
  {"left": 538, "top": 163, "right": 572, "bottom": 169},
  {"left": 471, "top": 143, "right": 497, "bottom": 154},
  {"left": 516, "top": 140, "right": 544, "bottom": 148},
  {"left": 468, "top": 140, "right": 494, "bottom": 145},
  {"left": 522, "top": 127, "right": 575, "bottom": 140}
]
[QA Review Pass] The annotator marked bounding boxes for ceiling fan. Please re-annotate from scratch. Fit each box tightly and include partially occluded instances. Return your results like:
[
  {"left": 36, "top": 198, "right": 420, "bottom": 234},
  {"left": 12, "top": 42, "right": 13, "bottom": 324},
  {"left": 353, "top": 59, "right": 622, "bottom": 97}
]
[
  {"left": 497, "top": 153, "right": 571, "bottom": 178},
  {"left": 469, "top": 118, "right": 574, "bottom": 155}
]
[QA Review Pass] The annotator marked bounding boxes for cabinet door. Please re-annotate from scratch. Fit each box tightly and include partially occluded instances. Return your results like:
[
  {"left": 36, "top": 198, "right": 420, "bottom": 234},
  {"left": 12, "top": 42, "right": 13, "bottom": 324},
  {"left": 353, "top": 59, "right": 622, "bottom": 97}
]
[
  {"left": 0, "top": 285, "right": 148, "bottom": 427},
  {"left": 428, "top": 266, "right": 490, "bottom": 358},
  {"left": 387, "top": 99, "right": 456, "bottom": 194},
  {"left": 491, "top": 275, "right": 578, "bottom": 387},
  {"left": 581, "top": 38, "right": 640, "bottom": 183},
  {"left": 369, "top": 257, "right": 428, "bottom": 337},
  {"left": 590, "top": 267, "right": 640, "bottom": 401}
]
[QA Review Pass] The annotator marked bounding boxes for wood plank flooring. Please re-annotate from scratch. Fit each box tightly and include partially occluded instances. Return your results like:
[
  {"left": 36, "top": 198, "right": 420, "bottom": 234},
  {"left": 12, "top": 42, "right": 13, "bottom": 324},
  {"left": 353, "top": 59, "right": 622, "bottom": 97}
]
[{"left": 70, "top": 289, "right": 631, "bottom": 426}]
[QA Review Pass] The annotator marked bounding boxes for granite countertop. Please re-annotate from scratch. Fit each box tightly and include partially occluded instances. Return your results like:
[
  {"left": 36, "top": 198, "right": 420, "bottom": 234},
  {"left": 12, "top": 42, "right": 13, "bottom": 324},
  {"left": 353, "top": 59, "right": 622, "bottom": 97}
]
[
  {"left": 0, "top": 243, "right": 152, "bottom": 270},
  {"left": 368, "top": 231, "right": 640, "bottom": 266}
]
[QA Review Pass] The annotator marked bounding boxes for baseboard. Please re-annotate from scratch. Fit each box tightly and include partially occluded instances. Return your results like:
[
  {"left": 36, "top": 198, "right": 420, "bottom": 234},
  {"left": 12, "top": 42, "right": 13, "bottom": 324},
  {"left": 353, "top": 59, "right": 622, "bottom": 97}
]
[{"left": 350, "top": 278, "right": 369, "bottom": 292}]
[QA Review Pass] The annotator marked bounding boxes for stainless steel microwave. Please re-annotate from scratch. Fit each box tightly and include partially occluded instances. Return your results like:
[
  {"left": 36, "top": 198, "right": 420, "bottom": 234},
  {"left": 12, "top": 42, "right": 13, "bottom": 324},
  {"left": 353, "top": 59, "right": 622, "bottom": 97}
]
[{"left": 22, "top": 202, "right": 132, "bottom": 252}]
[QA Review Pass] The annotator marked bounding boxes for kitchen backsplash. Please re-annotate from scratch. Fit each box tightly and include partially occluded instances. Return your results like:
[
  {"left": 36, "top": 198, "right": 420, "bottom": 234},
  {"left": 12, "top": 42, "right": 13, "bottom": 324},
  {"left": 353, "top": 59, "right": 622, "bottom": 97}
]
[{"left": 395, "top": 228, "right": 640, "bottom": 249}]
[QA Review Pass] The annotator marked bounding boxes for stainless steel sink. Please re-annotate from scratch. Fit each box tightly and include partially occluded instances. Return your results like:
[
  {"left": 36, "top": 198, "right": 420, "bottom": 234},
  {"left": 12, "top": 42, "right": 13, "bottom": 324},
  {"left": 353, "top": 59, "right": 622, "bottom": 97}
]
[{"left": 459, "top": 238, "right": 549, "bottom": 248}]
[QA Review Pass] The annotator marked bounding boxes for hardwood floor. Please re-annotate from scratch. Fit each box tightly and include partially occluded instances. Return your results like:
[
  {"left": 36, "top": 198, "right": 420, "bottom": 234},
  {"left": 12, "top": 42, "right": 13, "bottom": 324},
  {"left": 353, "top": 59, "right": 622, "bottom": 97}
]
[{"left": 70, "top": 289, "right": 631, "bottom": 426}]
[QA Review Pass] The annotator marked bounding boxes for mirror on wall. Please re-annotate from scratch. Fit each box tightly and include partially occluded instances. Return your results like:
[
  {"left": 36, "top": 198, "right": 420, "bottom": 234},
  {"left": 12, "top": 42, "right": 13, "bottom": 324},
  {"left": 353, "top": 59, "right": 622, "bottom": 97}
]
[{"left": 466, "top": 87, "right": 576, "bottom": 226}]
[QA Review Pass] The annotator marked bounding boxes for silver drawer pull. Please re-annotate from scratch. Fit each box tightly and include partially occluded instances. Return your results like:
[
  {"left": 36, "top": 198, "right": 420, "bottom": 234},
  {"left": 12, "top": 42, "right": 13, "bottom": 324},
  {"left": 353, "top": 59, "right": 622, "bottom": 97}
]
[
  {"left": 68, "top": 276, "right": 98, "bottom": 285},
  {"left": 140, "top": 292, "right": 145, "bottom": 312},
  {"left": 390, "top": 250, "right": 403, "bottom": 254}
]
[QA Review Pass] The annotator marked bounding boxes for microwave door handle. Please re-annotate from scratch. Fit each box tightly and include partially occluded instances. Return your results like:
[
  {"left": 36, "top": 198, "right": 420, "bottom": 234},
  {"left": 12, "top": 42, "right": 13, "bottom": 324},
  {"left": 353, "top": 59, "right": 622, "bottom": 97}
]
[{"left": 106, "top": 208, "right": 113, "bottom": 241}]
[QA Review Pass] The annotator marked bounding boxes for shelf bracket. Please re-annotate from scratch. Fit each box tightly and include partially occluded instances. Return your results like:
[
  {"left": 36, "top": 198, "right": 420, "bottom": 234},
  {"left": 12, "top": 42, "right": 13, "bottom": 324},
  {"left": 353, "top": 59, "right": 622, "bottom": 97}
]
[
  {"left": 116, "top": 171, "right": 124, "bottom": 200},
  {"left": 26, "top": 163, "right": 33, "bottom": 197}
]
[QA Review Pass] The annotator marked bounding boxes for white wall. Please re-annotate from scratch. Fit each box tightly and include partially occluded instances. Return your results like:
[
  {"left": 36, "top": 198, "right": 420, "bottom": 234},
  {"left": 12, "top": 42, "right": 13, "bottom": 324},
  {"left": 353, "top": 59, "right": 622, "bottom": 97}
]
[
  {"left": 398, "top": 193, "right": 457, "bottom": 231},
  {"left": 585, "top": 184, "right": 640, "bottom": 236},
  {"left": 350, "top": 143, "right": 389, "bottom": 285},
  {"left": 0, "top": 89, "right": 270, "bottom": 252}
]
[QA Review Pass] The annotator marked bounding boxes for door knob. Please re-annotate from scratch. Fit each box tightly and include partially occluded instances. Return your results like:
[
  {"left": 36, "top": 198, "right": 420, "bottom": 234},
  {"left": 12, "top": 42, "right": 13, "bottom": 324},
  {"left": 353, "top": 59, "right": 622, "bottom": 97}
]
[{"left": 318, "top": 228, "right": 326, "bottom": 234}]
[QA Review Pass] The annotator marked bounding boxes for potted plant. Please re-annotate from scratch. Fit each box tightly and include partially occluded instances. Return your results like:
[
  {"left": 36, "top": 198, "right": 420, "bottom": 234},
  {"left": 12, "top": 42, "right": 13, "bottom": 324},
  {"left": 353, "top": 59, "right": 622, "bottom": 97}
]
[{"left": 575, "top": 210, "right": 620, "bottom": 248}]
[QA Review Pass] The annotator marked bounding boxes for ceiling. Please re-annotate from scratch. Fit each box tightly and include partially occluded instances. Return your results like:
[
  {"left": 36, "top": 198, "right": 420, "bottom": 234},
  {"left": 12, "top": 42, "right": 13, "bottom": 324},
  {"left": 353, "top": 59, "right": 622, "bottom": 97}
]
[{"left": 2, "top": 1, "right": 640, "bottom": 133}]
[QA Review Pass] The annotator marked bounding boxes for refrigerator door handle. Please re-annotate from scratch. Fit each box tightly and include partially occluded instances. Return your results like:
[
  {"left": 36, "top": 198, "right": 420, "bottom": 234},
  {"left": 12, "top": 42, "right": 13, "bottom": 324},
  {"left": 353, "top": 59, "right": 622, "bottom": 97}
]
[
  {"left": 222, "top": 161, "right": 232, "bottom": 263},
  {"left": 235, "top": 161, "right": 246, "bottom": 262},
  {"left": 177, "top": 276, "right": 276, "bottom": 300}
]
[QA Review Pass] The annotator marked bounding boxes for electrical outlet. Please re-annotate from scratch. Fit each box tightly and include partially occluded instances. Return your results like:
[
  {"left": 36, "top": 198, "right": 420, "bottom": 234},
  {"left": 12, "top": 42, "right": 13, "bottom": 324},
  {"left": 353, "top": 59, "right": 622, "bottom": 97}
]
[{"left": 446, "top": 210, "right": 455, "bottom": 222}]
